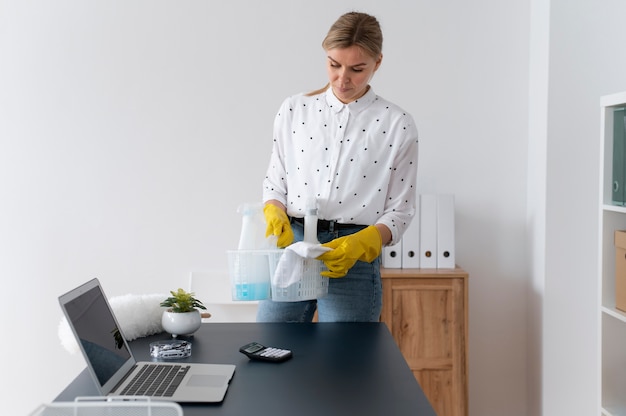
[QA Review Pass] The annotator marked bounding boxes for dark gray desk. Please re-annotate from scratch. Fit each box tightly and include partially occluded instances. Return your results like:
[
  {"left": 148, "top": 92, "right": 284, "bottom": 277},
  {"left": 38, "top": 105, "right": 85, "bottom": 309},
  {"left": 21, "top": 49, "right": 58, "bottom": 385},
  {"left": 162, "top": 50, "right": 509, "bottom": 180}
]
[{"left": 57, "top": 322, "right": 435, "bottom": 415}]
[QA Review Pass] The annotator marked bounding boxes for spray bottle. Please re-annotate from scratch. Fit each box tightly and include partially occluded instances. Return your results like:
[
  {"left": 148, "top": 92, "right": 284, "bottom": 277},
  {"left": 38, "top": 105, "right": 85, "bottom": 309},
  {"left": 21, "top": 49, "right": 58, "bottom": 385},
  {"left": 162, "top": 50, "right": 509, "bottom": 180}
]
[
  {"left": 237, "top": 203, "right": 269, "bottom": 250},
  {"left": 303, "top": 197, "right": 320, "bottom": 244}
]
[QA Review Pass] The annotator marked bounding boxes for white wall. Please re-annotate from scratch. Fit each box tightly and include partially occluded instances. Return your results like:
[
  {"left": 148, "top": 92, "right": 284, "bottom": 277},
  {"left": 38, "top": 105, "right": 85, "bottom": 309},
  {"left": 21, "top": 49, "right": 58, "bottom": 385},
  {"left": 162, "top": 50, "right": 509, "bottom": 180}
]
[
  {"left": 541, "top": 1, "right": 626, "bottom": 414},
  {"left": 527, "top": 0, "right": 550, "bottom": 414},
  {"left": 0, "top": 1, "right": 531, "bottom": 415}
]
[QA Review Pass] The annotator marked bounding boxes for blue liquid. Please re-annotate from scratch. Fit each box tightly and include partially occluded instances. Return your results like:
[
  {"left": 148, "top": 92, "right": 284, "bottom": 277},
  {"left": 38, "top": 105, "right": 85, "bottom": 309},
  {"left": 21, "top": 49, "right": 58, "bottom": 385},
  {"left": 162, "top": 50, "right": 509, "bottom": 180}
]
[{"left": 233, "top": 282, "right": 270, "bottom": 301}]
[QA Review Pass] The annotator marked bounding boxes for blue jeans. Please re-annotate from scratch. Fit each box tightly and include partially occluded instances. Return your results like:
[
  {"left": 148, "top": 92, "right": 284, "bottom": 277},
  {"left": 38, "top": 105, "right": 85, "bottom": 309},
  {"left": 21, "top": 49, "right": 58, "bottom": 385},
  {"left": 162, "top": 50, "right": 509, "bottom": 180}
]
[{"left": 256, "top": 221, "right": 382, "bottom": 323}]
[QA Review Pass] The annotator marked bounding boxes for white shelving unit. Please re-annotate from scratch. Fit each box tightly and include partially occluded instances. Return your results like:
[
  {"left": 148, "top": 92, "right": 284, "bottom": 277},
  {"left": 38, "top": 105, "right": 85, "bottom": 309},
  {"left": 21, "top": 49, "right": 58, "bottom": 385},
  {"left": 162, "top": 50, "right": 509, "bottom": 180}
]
[{"left": 599, "top": 91, "right": 626, "bottom": 416}]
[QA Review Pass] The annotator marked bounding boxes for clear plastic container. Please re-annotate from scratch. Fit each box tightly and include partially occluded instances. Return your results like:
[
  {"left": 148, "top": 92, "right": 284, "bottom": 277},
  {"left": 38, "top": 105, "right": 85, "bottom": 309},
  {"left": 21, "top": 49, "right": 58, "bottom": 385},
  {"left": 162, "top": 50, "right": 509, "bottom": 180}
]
[
  {"left": 150, "top": 340, "right": 192, "bottom": 359},
  {"left": 30, "top": 397, "right": 182, "bottom": 416},
  {"left": 268, "top": 250, "right": 329, "bottom": 302},
  {"left": 227, "top": 250, "right": 276, "bottom": 301}
]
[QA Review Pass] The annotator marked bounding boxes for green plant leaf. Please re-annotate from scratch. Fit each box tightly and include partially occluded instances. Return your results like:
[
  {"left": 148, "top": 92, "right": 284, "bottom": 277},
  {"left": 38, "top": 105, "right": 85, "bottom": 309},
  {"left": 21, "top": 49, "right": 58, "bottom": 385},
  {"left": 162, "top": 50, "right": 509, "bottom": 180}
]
[{"left": 160, "top": 288, "right": 206, "bottom": 312}]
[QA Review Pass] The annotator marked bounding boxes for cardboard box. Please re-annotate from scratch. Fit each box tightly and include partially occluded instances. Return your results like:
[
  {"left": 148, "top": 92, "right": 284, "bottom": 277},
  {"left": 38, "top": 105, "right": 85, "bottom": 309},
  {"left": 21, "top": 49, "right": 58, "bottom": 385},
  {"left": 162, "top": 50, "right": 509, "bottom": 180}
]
[{"left": 615, "top": 230, "right": 626, "bottom": 312}]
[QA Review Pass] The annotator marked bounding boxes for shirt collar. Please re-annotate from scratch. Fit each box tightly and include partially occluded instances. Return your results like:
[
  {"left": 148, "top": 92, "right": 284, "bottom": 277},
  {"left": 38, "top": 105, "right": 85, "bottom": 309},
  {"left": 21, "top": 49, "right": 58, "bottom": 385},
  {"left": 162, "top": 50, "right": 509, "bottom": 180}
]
[{"left": 324, "top": 86, "right": 376, "bottom": 115}]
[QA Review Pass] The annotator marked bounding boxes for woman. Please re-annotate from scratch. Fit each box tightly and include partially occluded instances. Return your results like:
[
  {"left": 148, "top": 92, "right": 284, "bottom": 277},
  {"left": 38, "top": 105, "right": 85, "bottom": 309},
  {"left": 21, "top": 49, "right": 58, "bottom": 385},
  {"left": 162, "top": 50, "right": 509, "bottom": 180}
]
[{"left": 257, "top": 11, "right": 418, "bottom": 322}]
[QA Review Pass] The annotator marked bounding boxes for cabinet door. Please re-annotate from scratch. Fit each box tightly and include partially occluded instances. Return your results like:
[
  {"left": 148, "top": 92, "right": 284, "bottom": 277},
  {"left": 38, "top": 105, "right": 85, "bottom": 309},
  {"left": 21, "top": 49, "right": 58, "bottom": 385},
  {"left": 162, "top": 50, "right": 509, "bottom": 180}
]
[{"left": 382, "top": 277, "right": 467, "bottom": 416}]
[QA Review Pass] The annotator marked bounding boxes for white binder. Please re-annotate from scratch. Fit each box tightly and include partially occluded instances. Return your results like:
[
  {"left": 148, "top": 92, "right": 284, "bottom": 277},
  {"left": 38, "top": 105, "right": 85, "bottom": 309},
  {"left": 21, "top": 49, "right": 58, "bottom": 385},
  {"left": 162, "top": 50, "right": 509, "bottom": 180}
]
[
  {"left": 401, "top": 201, "right": 420, "bottom": 268},
  {"left": 436, "top": 194, "right": 456, "bottom": 268},
  {"left": 419, "top": 194, "right": 438, "bottom": 268},
  {"left": 382, "top": 241, "right": 403, "bottom": 268}
]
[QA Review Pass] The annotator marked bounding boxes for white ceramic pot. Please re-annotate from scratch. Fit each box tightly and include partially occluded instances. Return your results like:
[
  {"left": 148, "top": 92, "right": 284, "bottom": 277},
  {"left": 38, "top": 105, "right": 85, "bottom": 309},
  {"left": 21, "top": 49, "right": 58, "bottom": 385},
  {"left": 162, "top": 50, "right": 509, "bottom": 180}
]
[{"left": 161, "top": 309, "right": 201, "bottom": 338}]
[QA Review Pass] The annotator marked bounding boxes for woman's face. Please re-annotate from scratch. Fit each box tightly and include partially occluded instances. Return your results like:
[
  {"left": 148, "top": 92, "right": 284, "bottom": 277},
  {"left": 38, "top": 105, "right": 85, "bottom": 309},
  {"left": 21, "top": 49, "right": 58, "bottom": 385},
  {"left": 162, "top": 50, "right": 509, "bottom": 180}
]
[{"left": 326, "top": 45, "right": 382, "bottom": 104}]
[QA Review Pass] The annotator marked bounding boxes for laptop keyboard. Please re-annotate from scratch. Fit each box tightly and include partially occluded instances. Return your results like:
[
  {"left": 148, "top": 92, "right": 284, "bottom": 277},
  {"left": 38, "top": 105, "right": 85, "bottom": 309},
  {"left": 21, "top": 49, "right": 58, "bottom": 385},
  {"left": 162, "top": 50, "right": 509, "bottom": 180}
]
[{"left": 121, "top": 364, "right": 190, "bottom": 397}]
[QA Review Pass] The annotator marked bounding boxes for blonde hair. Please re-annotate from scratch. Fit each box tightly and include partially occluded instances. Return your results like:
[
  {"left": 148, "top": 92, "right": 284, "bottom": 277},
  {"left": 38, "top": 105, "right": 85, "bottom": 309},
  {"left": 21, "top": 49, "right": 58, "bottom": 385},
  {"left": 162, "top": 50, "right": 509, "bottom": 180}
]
[{"left": 307, "top": 12, "right": 383, "bottom": 96}]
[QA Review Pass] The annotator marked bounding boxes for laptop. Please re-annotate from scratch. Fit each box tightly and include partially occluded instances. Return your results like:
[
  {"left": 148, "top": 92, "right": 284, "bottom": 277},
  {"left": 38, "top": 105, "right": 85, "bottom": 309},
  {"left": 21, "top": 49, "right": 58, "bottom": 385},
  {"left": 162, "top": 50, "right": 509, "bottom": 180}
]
[{"left": 58, "top": 278, "right": 236, "bottom": 403}]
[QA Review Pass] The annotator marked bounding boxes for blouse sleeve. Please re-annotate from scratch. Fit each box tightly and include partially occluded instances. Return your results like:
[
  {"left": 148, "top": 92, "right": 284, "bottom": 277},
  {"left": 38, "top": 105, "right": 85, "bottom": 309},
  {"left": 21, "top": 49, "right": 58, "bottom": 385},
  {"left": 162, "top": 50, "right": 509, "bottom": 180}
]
[
  {"left": 262, "top": 97, "right": 292, "bottom": 206},
  {"left": 376, "top": 115, "right": 419, "bottom": 245}
]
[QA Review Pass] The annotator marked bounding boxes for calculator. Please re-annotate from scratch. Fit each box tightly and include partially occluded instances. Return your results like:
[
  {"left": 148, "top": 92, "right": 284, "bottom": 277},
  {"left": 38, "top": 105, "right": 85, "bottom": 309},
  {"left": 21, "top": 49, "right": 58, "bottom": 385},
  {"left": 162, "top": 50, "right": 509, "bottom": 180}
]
[{"left": 239, "top": 342, "right": 293, "bottom": 362}]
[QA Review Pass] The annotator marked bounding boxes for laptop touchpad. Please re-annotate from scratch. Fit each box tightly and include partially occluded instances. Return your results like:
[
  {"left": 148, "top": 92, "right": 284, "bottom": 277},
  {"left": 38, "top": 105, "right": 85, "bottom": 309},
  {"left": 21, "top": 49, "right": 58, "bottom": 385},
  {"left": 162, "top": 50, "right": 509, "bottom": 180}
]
[{"left": 187, "top": 375, "right": 227, "bottom": 388}]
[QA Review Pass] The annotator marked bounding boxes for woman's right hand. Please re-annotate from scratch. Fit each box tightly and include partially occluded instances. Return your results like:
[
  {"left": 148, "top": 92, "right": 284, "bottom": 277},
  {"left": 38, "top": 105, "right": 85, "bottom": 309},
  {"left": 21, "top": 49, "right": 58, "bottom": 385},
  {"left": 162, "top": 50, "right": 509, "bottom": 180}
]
[{"left": 263, "top": 202, "right": 294, "bottom": 248}]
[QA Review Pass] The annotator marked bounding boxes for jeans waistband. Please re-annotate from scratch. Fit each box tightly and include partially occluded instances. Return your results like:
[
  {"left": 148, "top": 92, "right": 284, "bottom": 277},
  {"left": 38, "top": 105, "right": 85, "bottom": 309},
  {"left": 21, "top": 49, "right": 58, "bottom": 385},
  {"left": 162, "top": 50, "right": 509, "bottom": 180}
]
[{"left": 290, "top": 217, "right": 366, "bottom": 233}]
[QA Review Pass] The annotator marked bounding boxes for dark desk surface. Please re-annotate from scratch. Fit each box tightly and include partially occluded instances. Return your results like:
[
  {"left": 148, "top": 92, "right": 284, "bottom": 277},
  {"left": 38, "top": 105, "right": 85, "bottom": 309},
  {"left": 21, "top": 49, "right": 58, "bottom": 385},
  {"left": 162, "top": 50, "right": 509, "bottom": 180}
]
[{"left": 57, "top": 322, "right": 435, "bottom": 416}]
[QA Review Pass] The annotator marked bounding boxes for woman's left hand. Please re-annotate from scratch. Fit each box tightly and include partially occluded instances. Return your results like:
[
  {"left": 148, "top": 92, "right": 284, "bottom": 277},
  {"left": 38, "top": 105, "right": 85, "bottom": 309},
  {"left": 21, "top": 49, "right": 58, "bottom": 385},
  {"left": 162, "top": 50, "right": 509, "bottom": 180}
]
[{"left": 317, "top": 226, "right": 382, "bottom": 278}]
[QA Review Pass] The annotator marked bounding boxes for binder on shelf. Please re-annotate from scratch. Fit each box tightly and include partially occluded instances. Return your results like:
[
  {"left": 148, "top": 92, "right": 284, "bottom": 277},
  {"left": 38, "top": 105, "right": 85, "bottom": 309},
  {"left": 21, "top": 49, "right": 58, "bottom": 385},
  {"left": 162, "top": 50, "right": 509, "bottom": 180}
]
[
  {"left": 401, "top": 201, "right": 420, "bottom": 268},
  {"left": 436, "top": 194, "right": 456, "bottom": 269},
  {"left": 382, "top": 241, "right": 402, "bottom": 268},
  {"left": 614, "top": 230, "right": 626, "bottom": 312},
  {"left": 419, "top": 194, "right": 438, "bottom": 268},
  {"left": 613, "top": 107, "right": 626, "bottom": 205}
]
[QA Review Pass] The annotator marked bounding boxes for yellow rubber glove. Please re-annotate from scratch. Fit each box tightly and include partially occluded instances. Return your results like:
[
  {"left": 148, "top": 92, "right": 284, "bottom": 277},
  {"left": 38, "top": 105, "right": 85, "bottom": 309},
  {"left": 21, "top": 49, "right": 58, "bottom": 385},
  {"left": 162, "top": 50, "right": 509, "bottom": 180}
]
[
  {"left": 317, "top": 225, "right": 382, "bottom": 278},
  {"left": 263, "top": 204, "right": 294, "bottom": 248}
]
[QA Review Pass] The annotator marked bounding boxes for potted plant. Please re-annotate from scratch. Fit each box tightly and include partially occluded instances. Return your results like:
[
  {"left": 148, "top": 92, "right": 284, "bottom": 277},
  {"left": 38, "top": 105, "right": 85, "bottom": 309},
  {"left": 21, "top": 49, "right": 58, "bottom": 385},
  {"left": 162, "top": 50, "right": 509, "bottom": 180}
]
[{"left": 160, "top": 288, "right": 208, "bottom": 338}]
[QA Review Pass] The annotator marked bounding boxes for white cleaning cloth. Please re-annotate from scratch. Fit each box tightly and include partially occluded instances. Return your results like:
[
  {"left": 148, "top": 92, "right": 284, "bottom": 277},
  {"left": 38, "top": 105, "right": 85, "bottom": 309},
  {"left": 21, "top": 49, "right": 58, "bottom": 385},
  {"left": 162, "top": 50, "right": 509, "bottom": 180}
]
[
  {"left": 273, "top": 242, "right": 331, "bottom": 288},
  {"left": 288, "top": 241, "right": 331, "bottom": 258}
]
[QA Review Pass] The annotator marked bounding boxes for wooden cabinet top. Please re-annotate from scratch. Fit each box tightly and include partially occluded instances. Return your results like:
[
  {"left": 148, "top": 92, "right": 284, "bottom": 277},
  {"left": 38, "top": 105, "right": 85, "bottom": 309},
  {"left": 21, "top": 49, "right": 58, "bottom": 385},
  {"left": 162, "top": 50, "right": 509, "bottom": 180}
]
[{"left": 380, "top": 267, "right": 468, "bottom": 279}]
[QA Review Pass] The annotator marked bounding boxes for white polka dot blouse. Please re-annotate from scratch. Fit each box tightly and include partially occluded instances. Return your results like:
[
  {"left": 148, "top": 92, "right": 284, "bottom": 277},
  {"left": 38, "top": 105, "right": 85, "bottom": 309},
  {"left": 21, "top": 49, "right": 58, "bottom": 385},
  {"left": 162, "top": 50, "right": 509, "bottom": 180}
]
[{"left": 263, "top": 87, "right": 419, "bottom": 245}]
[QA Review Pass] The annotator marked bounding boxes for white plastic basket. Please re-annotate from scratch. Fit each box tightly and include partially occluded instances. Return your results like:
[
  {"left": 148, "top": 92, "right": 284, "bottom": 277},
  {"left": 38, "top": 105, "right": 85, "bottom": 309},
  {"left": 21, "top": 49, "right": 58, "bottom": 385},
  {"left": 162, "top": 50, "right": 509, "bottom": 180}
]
[
  {"left": 268, "top": 250, "right": 329, "bottom": 302},
  {"left": 30, "top": 397, "right": 182, "bottom": 416}
]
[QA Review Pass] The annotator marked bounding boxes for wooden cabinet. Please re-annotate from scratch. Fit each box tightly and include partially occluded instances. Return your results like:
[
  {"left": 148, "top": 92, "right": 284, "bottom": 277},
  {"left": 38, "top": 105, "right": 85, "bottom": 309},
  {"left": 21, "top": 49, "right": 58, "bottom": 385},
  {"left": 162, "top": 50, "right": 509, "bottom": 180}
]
[{"left": 380, "top": 267, "right": 468, "bottom": 416}]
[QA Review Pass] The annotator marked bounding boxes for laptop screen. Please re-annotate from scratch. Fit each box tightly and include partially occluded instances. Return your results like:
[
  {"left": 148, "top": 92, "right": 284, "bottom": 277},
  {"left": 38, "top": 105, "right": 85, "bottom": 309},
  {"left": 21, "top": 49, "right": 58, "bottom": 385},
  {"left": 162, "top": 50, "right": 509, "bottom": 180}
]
[{"left": 62, "top": 282, "right": 132, "bottom": 387}]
